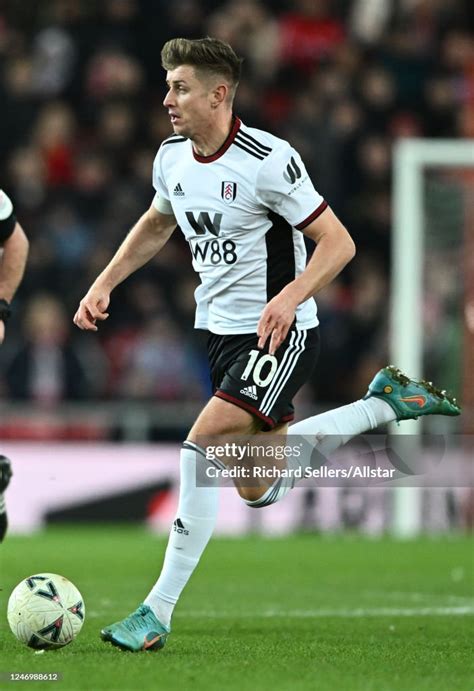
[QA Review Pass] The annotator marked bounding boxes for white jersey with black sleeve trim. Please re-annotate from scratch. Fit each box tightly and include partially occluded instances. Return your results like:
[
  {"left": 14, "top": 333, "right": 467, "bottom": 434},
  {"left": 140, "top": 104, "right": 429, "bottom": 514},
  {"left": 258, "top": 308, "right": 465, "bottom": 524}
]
[{"left": 152, "top": 116, "right": 328, "bottom": 335}]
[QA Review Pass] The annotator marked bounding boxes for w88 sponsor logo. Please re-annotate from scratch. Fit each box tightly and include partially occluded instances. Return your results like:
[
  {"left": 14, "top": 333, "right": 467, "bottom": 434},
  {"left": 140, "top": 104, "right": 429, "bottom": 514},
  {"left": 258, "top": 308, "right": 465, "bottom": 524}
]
[{"left": 190, "top": 238, "right": 237, "bottom": 265}]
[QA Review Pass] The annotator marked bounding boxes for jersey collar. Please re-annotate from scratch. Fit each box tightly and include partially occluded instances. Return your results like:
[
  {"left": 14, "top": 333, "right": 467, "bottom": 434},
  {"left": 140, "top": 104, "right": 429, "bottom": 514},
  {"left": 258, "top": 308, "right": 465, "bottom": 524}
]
[{"left": 192, "top": 116, "right": 241, "bottom": 164}]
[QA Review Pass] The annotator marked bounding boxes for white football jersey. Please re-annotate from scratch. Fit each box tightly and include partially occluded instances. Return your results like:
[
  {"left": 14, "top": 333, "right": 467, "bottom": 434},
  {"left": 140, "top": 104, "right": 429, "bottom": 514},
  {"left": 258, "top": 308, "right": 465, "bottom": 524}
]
[{"left": 152, "top": 117, "right": 328, "bottom": 335}]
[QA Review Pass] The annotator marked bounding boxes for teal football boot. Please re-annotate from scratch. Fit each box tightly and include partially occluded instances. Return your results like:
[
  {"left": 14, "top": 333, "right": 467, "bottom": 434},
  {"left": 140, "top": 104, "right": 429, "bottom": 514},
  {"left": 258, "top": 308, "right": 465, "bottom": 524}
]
[
  {"left": 365, "top": 365, "right": 461, "bottom": 421},
  {"left": 100, "top": 604, "right": 170, "bottom": 652}
]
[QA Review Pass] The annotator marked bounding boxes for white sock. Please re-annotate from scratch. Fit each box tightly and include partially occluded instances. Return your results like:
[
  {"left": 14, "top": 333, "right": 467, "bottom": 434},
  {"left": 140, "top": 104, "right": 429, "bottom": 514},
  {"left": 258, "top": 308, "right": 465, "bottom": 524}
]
[
  {"left": 248, "top": 398, "right": 397, "bottom": 508},
  {"left": 144, "top": 443, "right": 219, "bottom": 627},
  {"left": 290, "top": 398, "right": 395, "bottom": 463},
  {"left": 244, "top": 476, "right": 293, "bottom": 508},
  {"left": 290, "top": 397, "right": 395, "bottom": 440}
]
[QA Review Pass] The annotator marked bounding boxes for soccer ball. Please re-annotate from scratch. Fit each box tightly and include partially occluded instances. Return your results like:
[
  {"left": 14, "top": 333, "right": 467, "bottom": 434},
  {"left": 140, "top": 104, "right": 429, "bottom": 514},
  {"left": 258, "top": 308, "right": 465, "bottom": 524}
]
[{"left": 7, "top": 573, "right": 85, "bottom": 649}]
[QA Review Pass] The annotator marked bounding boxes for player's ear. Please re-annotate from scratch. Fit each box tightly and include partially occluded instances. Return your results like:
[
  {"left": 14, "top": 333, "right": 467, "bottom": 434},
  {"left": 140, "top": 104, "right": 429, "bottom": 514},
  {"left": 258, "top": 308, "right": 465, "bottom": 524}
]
[{"left": 211, "top": 84, "right": 228, "bottom": 108}]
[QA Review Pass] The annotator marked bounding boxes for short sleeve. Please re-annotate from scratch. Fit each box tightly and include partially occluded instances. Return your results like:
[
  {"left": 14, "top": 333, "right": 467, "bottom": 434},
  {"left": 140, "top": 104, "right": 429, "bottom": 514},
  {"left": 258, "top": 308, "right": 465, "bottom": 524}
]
[
  {"left": 151, "top": 149, "right": 169, "bottom": 201},
  {"left": 0, "top": 189, "right": 16, "bottom": 242},
  {"left": 255, "top": 143, "right": 328, "bottom": 230},
  {"left": 152, "top": 194, "right": 174, "bottom": 215}
]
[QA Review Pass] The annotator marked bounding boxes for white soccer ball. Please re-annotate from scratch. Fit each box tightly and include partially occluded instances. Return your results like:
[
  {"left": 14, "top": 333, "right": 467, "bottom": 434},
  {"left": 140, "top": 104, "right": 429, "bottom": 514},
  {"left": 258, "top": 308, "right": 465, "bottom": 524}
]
[{"left": 7, "top": 573, "right": 85, "bottom": 649}]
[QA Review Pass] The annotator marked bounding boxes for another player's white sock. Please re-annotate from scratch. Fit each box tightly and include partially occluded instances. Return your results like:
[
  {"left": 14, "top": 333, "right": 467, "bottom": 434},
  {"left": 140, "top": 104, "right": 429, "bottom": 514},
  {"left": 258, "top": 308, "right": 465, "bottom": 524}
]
[
  {"left": 144, "top": 443, "right": 219, "bottom": 627},
  {"left": 245, "top": 398, "right": 396, "bottom": 508}
]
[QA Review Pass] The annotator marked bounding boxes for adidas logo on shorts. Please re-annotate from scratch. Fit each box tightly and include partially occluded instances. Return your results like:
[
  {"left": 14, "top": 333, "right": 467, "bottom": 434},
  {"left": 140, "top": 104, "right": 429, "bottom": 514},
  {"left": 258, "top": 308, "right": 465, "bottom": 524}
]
[
  {"left": 173, "top": 183, "right": 185, "bottom": 197},
  {"left": 240, "top": 385, "right": 258, "bottom": 400}
]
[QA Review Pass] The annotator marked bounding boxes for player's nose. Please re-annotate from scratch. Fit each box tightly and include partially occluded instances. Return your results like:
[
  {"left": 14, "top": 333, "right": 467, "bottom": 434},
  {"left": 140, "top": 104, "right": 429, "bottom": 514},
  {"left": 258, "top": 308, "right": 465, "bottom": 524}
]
[{"left": 163, "top": 89, "right": 174, "bottom": 108}]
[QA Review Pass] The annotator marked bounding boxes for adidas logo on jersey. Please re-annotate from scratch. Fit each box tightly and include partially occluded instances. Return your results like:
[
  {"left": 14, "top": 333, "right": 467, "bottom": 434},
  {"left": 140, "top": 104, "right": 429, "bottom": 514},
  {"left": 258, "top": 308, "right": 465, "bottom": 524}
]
[
  {"left": 240, "top": 385, "right": 258, "bottom": 400},
  {"left": 173, "top": 183, "right": 185, "bottom": 197}
]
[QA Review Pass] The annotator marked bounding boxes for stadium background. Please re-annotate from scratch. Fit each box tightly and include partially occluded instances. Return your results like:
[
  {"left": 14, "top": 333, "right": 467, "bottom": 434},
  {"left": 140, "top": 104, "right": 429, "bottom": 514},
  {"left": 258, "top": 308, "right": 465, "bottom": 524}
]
[{"left": 0, "top": 0, "right": 472, "bottom": 530}]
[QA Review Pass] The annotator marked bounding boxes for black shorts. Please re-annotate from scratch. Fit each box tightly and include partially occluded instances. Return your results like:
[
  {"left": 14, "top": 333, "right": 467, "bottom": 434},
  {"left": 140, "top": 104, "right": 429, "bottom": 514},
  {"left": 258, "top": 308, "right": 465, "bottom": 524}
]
[{"left": 207, "top": 327, "right": 320, "bottom": 430}]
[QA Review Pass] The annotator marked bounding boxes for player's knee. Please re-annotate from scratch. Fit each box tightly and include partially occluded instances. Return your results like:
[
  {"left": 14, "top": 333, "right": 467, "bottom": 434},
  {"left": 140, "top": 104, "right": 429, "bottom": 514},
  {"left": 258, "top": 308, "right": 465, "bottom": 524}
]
[
  {"left": 240, "top": 479, "right": 291, "bottom": 508},
  {"left": 237, "top": 485, "right": 267, "bottom": 503}
]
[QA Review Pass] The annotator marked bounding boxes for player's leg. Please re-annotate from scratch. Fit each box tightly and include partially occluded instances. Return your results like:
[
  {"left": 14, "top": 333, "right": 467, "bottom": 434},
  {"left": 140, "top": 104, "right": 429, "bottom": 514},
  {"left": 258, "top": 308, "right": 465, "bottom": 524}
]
[
  {"left": 290, "top": 364, "right": 460, "bottom": 444},
  {"left": 101, "top": 396, "right": 264, "bottom": 652},
  {"left": 100, "top": 439, "right": 218, "bottom": 652},
  {"left": 100, "top": 340, "right": 461, "bottom": 649},
  {"left": 203, "top": 329, "right": 460, "bottom": 511},
  {"left": 141, "top": 399, "right": 264, "bottom": 622},
  {"left": 211, "top": 326, "right": 320, "bottom": 509},
  {"left": 245, "top": 365, "right": 461, "bottom": 508},
  {"left": 0, "top": 456, "right": 13, "bottom": 542}
]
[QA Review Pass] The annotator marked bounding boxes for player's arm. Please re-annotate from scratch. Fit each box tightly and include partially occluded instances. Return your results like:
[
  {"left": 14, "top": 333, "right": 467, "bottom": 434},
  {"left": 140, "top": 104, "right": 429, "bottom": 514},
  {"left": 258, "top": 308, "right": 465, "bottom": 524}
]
[
  {"left": 0, "top": 191, "right": 29, "bottom": 344},
  {"left": 283, "top": 206, "right": 355, "bottom": 303},
  {"left": 74, "top": 204, "right": 176, "bottom": 331},
  {"left": 258, "top": 207, "right": 355, "bottom": 354}
]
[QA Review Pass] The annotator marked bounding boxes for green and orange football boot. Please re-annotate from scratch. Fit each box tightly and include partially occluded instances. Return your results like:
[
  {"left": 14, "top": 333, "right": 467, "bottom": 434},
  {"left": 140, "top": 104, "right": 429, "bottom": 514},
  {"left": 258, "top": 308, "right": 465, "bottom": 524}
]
[
  {"left": 365, "top": 366, "right": 461, "bottom": 421},
  {"left": 100, "top": 604, "right": 169, "bottom": 652}
]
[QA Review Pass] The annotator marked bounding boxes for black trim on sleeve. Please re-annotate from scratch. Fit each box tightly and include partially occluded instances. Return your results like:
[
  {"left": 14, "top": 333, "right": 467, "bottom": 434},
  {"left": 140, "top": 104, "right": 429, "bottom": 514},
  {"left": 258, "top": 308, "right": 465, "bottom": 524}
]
[
  {"left": 294, "top": 201, "right": 328, "bottom": 230},
  {"left": 0, "top": 214, "right": 16, "bottom": 243}
]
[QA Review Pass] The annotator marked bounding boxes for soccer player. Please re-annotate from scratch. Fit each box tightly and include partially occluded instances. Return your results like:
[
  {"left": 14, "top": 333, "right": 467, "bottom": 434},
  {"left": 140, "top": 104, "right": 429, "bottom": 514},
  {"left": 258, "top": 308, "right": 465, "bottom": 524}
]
[
  {"left": 0, "top": 455, "right": 13, "bottom": 542},
  {"left": 0, "top": 189, "right": 28, "bottom": 541},
  {"left": 73, "top": 38, "right": 460, "bottom": 651},
  {"left": 0, "top": 189, "right": 29, "bottom": 345}
]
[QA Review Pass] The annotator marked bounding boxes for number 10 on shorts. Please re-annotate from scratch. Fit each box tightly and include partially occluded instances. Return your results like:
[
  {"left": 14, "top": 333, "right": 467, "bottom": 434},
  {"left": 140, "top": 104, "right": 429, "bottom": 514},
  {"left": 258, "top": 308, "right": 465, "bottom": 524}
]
[{"left": 241, "top": 349, "right": 278, "bottom": 387}]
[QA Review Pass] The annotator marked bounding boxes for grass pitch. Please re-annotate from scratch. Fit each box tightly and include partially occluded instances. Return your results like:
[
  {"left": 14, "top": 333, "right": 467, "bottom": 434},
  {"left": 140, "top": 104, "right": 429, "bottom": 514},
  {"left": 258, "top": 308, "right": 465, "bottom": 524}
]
[{"left": 1, "top": 526, "right": 473, "bottom": 691}]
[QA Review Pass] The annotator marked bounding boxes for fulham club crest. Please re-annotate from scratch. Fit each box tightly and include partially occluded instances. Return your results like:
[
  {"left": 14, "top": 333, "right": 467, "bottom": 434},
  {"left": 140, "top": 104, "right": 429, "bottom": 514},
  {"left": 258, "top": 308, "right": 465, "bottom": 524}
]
[{"left": 221, "top": 181, "right": 237, "bottom": 204}]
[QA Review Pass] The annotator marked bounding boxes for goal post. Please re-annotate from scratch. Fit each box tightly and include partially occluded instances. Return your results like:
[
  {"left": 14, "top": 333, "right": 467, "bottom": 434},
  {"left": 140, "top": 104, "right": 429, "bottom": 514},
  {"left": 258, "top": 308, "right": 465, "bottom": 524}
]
[{"left": 391, "top": 139, "right": 474, "bottom": 537}]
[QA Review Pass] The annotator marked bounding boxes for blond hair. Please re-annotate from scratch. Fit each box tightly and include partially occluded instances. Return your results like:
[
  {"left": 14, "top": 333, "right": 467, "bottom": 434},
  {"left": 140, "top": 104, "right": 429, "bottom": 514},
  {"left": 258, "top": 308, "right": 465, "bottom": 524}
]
[{"left": 161, "top": 37, "right": 243, "bottom": 99}]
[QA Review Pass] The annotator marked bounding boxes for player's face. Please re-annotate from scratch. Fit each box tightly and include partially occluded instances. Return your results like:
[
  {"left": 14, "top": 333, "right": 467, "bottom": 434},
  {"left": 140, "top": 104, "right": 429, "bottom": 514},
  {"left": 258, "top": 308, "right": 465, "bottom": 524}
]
[{"left": 163, "top": 65, "right": 217, "bottom": 139}]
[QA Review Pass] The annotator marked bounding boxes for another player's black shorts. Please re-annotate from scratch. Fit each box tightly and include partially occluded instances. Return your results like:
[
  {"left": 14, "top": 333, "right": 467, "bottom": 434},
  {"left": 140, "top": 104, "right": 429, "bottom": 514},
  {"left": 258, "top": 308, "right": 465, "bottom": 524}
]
[{"left": 207, "top": 327, "right": 320, "bottom": 430}]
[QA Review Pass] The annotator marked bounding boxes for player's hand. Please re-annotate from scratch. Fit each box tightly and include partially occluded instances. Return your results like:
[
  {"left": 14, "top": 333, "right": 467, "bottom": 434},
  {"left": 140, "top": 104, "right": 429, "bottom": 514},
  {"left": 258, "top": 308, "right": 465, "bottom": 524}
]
[
  {"left": 0, "top": 321, "right": 5, "bottom": 344},
  {"left": 257, "top": 289, "right": 298, "bottom": 355},
  {"left": 73, "top": 286, "right": 110, "bottom": 331}
]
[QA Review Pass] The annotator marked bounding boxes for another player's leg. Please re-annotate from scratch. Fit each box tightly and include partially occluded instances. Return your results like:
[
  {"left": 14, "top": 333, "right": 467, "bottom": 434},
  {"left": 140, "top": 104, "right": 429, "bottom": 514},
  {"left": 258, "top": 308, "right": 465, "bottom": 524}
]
[{"left": 0, "top": 456, "right": 13, "bottom": 542}]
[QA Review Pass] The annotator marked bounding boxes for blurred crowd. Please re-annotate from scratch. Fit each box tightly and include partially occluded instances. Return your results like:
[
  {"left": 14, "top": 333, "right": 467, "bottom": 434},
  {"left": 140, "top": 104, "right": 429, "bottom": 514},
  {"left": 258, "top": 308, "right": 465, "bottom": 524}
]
[{"left": 0, "top": 0, "right": 472, "bottom": 411}]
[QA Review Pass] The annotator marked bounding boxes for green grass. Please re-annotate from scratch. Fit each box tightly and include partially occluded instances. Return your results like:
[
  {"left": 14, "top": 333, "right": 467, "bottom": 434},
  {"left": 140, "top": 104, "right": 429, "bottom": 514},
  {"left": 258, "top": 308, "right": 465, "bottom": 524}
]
[{"left": 1, "top": 527, "right": 473, "bottom": 691}]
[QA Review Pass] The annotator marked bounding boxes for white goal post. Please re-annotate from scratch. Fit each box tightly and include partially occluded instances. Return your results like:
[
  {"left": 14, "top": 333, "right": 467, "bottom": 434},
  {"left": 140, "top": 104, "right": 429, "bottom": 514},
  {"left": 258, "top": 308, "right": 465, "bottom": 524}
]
[{"left": 391, "top": 139, "right": 474, "bottom": 537}]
